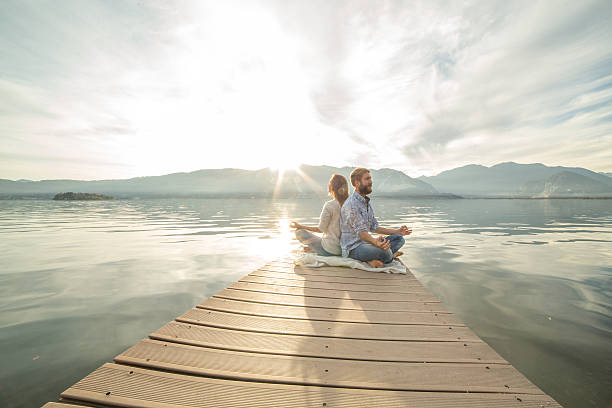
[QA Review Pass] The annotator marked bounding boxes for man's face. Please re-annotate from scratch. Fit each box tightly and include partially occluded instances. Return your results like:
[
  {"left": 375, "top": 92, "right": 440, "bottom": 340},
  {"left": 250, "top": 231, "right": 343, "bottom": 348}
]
[{"left": 357, "top": 172, "right": 372, "bottom": 195}]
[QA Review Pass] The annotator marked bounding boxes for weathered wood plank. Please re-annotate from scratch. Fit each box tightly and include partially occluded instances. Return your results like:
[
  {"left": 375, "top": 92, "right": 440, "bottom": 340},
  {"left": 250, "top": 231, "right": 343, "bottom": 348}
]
[
  {"left": 151, "top": 321, "right": 507, "bottom": 363},
  {"left": 177, "top": 308, "right": 482, "bottom": 342},
  {"left": 228, "top": 281, "right": 440, "bottom": 302},
  {"left": 197, "top": 297, "right": 463, "bottom": 325},
  {"left": 241, "top": 276, "right": 428, "bottom": 293},
  {"left": 114, "top": 339, "right": 542, "bottom": 394},
  {"left": 60, "top": 363, "right": 562, "bottom": 408},
  {"left": 212, "top": 288, "right": 450, "bottom": 312}
]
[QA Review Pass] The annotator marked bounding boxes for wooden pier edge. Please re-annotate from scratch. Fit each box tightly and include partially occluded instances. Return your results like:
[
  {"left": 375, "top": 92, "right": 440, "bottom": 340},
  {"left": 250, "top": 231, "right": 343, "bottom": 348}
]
[{"left": 41, "top": 256, "right": 563, "bottom": 407}]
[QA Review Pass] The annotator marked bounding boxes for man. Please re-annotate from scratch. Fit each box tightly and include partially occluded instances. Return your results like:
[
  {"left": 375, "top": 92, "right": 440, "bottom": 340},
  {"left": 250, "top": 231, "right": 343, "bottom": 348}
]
[{"left": 340, "top": 167, "right": 412, "bottom": 268}]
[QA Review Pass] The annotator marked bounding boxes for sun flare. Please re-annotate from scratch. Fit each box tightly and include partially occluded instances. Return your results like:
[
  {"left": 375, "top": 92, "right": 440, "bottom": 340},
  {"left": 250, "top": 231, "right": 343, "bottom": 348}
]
[{"left": 271, "top": 160, "right": 301, "bottom": 173}]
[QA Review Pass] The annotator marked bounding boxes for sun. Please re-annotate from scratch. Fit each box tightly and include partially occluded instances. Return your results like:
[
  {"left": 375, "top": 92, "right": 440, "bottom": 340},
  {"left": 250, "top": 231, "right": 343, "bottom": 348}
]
[
  {"left": 271, "top": 159, "right": 301, "bottom": 173},
  {"left": 270, "top": 159, "right": 303, "bottom": 199}
]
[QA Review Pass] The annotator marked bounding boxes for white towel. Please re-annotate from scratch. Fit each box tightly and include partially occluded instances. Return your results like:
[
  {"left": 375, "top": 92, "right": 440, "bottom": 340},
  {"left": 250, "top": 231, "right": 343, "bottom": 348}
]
[{"left": 294, "top": 253, "right": 407, "bottom": 274}]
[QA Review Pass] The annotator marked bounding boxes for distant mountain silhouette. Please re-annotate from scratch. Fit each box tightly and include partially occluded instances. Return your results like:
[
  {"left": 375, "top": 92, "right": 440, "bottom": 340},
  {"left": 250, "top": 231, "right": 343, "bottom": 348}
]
[
  {"left": 3, "top": 162, "right": 610, "bottom": 199},
  {"left": 419, "top": 162, "right": 612, "bottom": 197},
  {"left": 0, "top": 165, "right": 443, "bottom": 198},
  {"left": 519, "top": 171, "right": 612, "bottom": 197}
]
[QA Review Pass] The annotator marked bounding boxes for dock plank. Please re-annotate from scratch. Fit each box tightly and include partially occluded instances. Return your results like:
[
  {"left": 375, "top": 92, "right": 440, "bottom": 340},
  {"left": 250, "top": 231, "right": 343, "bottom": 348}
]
[
  {"left": 177, "top": 308, "right": 482, "bottom": 341},
  {"left": 115, "top": 339, "right": 541, "bottom": 394},
  {"left": 212, "top": 288, "right": 450, "bottom": 312},
  {"left": 228, "top": 281, "right": 440, "bottom": 302},
  {"left": 196, "top": 297, "right": 464, "bottom": 325},
  {"left": 151, "top": 321, "right": 506, "bottom": 363},
  {"left": 240, "top": 275, "right": 429, "bottom": 293},
  {"left": 60, "top": 363, "right": 562, "bottom": 408}
]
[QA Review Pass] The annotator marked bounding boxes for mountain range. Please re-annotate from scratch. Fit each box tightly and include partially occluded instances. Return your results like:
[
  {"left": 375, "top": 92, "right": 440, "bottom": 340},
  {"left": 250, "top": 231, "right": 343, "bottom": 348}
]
[
  {"left": 418, "top": 162, "right": 612, "bottom": 198},
  {"left": 1, "top": 162, "right": 610, "bottom": 199},
  {"left": 0, "top": 165, "right": 442, "bottom": 199}
]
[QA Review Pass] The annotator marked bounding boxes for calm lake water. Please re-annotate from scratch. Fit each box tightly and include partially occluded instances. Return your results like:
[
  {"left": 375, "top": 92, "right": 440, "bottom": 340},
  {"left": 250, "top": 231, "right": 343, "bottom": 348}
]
[{"left": 0, "top": 198, "right": 610, "bottom": 407}]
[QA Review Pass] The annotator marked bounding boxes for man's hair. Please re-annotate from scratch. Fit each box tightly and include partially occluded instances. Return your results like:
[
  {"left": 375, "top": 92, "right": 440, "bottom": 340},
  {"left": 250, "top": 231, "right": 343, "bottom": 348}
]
[{"left": 350, "top": 168, "right": 370, "bottom": 187}]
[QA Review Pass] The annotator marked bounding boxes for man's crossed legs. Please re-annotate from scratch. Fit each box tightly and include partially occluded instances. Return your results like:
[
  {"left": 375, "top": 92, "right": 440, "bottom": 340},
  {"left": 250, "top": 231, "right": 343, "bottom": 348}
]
[{"left": 348, "top": 234, "right": 405, "bottom": 266}]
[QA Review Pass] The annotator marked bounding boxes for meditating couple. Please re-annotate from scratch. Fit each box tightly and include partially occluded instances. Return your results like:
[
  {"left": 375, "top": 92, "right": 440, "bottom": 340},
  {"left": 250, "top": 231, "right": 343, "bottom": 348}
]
[{"left": 290, "top": 168, "right": 412, "bottom": 268}]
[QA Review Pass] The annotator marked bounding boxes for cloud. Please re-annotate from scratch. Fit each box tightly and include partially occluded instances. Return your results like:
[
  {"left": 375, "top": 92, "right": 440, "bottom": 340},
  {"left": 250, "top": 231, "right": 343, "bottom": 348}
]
[
  {"left": 390, "top": 0, "right": 612, "bottom": 175},
  {"left": 0, "top": 0, "right": 610, "bottom": 180},
  {"left": 272, "top": 0, "right": 612, "bottom": 176}
]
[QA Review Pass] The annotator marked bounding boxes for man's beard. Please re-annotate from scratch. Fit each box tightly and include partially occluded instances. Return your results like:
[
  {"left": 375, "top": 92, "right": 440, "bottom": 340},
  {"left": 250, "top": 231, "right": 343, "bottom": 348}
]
[{"left": 358, "top": 184, "right": 372, "bottom": 195}]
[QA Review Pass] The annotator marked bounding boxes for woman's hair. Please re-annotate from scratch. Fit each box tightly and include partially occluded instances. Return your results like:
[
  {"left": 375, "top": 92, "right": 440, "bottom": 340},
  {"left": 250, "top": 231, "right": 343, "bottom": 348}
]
[{"left": 328, "top": 174, "right": 349, "bottom": 206}]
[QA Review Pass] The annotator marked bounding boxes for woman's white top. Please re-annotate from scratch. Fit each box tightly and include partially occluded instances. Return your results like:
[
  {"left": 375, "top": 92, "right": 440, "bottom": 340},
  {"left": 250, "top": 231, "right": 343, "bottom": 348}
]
[{"left": 318, "top": 199, "right": 342, "bottom": 255}]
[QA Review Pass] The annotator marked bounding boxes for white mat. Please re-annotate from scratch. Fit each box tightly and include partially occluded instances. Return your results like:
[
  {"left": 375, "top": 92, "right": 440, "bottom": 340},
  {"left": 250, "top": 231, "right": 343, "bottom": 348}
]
[{"left": 294, "top": 253, "right": 407, "bottom": 274}]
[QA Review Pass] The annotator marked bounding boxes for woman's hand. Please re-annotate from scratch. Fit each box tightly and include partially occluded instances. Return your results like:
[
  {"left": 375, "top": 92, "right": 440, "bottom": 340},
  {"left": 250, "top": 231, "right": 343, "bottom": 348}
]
[{"left": 289, "top": 221, "right": 301, "bottom": 229}]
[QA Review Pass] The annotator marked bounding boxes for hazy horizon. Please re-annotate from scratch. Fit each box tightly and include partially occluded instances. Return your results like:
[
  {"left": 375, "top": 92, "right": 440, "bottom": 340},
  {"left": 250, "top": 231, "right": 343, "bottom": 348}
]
[
  {"left": 3, "top": 160, "right": 611, "bottom": 183},
  {"left": 1, "top": 0, "right": 611, "bottom": 181}
]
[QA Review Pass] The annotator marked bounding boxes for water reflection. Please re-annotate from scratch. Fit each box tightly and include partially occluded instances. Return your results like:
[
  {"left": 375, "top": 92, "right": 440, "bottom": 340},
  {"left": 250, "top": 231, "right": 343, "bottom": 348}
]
[{"left": 0, "top": 198, "right": 610, "bottom": 407}]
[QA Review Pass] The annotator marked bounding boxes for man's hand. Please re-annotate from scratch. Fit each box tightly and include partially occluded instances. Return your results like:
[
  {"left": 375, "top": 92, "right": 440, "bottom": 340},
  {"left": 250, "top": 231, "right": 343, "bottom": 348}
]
[
  {"left": 398, "top": 225, "right": 412, "bottom": 236},
  {"left": 374, "top": 236, "right": 391, "bottom": 250}
]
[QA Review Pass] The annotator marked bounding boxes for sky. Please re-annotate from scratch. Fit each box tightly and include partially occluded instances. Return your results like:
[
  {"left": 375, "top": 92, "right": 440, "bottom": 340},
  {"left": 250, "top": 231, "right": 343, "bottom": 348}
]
[{"left": 1, "top": 0, "right": 611, "bottom": 181}]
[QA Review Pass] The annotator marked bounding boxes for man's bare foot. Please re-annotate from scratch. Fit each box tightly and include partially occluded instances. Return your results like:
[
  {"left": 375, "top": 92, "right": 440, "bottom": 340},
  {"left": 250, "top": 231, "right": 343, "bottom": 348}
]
[
  {"left": 367, "top": 259, "right": 384, "bottom": 268},
  {"left": 393, "top": 251, "right": 403, "bottom": 259},
  {"left": 303, "top": 247, "right": 314, "bottom": 253}
]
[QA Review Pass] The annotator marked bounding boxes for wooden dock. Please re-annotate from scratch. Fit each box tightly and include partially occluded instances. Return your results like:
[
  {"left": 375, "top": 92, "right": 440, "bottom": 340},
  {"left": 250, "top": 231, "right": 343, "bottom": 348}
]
[{"left": 42, "top": 257, "right": 562, "bottom": 407}]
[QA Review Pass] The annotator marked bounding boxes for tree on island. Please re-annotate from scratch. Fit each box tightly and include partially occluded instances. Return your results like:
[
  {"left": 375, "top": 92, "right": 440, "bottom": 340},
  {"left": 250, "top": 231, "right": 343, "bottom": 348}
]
[{"left": 53, "top": 192, "right": 115, "bottom": 200}]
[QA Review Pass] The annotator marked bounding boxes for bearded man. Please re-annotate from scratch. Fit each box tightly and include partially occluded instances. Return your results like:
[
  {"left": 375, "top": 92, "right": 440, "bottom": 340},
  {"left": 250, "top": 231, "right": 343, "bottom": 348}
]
[{"left": 340, "top": 167, "right": 412, "bottom": 267}]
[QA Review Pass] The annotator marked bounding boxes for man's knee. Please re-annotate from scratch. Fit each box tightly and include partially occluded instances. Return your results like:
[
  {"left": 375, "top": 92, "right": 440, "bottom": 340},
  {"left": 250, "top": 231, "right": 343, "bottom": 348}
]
[
  {"left": 388, "top": 234, "right": 405, "bottom": 248},
  {"left": 349, "top": 245, "right": 380, "bottom": 262},
  {"left": 389, "top": 233, "right": 404, "bottom": 242},
  {"left": 397, "top": 235, "right": 405, "bottom": 247}
]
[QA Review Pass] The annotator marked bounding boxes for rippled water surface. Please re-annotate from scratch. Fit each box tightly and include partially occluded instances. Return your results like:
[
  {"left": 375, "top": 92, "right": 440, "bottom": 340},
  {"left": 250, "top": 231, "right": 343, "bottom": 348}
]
[{"left": 0, "top": 198, "right": 610, "bottom": 407}]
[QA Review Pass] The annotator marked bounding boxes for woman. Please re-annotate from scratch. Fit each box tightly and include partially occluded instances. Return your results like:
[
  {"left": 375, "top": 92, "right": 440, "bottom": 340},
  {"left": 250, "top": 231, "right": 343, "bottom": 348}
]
[{"left": 290, "top": 174, "right": 348, "bottom": 256}]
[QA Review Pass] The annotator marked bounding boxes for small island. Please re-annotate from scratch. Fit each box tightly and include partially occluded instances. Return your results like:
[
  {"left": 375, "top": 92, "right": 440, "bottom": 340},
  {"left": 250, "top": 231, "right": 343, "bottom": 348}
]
[{"left": 53, "top": 192, "right": 115, "bottom": 200}]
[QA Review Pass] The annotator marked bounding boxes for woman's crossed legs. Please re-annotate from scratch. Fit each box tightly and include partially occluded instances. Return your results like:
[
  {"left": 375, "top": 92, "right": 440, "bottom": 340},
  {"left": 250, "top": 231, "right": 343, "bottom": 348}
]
[{"left": 295, "top": 229, "right": 334, "bottom": 257}]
